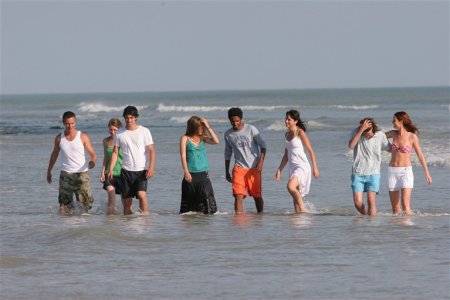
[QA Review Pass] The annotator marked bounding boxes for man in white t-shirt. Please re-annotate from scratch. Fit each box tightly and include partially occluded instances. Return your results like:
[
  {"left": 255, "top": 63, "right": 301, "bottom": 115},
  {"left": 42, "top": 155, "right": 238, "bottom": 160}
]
[{"left": 109, "top": 106, "right": 155, "bottom": 215}]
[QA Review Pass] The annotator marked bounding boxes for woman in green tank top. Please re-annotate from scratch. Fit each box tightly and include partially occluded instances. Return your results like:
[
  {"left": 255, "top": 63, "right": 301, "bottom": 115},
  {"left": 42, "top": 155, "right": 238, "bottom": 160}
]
[
  {"left": 100, "top": 118, "right": 123, "bottom": 214},
  {"left": 180, "top": 116, "right": 219, "bottom": 214}
]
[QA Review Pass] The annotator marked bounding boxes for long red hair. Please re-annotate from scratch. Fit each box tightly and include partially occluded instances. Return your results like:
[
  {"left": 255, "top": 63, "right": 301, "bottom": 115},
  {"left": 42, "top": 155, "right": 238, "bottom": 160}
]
[{"left": 394, "top": 111, "right": 418, "bottom": 133}]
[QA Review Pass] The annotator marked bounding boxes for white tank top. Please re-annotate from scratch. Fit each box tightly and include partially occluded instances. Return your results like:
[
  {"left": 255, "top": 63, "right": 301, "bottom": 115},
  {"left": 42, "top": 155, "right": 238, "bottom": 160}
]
[{"left": 60, "top": 131, "right": 88, "bottom": 173}]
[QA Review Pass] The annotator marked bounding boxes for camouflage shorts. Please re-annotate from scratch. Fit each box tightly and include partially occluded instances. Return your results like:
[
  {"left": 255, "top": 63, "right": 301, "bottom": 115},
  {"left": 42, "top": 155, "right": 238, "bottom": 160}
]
[{"left": 59, "top": 171, "right": 94, "bottom": 210}]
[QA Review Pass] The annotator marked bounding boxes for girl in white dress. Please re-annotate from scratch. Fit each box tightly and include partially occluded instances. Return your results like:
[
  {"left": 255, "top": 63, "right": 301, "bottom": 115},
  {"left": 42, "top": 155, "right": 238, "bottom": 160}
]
[{"left": 275, "top": 110, "right": 319, "bottom": 213}]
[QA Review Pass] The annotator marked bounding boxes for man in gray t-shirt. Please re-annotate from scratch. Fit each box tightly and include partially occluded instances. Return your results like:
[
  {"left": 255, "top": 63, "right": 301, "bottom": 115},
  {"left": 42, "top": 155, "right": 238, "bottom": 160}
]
[
  {"left": 225, "top": 107, "right": 266, "bottom": 214},
  {"left": 348, "top": 117, "right": 390, "bottom": 216}
]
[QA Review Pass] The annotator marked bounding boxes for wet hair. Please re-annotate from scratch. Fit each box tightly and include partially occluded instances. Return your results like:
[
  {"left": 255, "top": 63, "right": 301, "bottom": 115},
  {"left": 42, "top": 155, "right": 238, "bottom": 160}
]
[
  {"left": 228, "top": 107, "right": 243, "bottom": 119},
  {"left": 394, "top": 111, "right": 418, "bottom": 133},
  {"left": 108, "top": 118, "right": 122, "bottom": 128},
  {"left": 62, "top": 111, "right": 76, "bottom": 122},
  {"left": 185, "top": 116, "right": 203, "bottom": 136},
  {"left": 286, "top": 109, "right": 306, "bottom": 131},
  {"left": 123, "top": 106, "right": 139, "bottom": 118},
  {"left": 359, "top": 117, "right": 379, "bottom": 133}
]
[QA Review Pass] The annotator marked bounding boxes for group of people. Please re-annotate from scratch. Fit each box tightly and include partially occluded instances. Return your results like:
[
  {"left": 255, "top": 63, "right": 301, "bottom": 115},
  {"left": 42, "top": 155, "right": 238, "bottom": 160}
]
[{"left": 47, "top": 106, "right": 432, "bottom": 216}]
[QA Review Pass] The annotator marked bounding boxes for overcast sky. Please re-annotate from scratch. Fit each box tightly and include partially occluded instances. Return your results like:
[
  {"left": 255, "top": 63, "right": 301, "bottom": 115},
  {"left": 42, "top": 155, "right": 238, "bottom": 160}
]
[{"left": 1, "top": 0, "right": 449, "bottom": 94}]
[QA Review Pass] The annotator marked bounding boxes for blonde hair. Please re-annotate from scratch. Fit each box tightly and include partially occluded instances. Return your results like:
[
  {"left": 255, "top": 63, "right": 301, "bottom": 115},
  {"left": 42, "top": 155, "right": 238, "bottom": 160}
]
[{"left": 108, "top": 118, "right": 122, "bottom": 128}]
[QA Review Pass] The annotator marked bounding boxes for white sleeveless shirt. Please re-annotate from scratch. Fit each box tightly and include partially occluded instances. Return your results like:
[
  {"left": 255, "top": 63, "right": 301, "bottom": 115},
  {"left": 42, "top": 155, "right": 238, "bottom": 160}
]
[
  {"left": 285, "top": 131, "right": 312, "bottom": 196},
  {"left": 60, "top": 131, "right": 88, "bottom": 173}
]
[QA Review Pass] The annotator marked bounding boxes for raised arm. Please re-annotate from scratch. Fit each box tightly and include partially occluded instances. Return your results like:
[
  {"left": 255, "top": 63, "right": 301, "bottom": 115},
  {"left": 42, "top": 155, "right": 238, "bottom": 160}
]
[
  {"left": 201, "top": 119, "right": 219, "bottom": 145},
  {"left": 348, "top": 119, "right": 371, "bottom": 149}
]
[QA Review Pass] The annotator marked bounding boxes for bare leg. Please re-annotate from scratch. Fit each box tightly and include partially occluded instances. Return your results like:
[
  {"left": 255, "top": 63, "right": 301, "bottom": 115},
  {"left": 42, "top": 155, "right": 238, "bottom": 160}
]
[
  {"left": 106, "top": 186, "right": 116, "bottom": 215},
  {"left": 287, "top": 177, "right": 305, "bottom": 213},
  {"left": 234, "top": 195, "right": 244, "bottom": 215},
  {"left": 137, "top": 191, "right": 149, "bottom": 215},
  {"left": 123, "top": 197, "right": 133, "bottom": 215},
  {"left": 59, "top": 205, "right": 70, "bottom": 215},
  {"left": 353, "top": 192, "right": 367, "bottom": 215},
  {"left": 253, "top": 197, "right": 264, "bottom": 213},
  {"left": 401, "top": 188, "right": 413, "bottom": 215},
  {"left": 389, "top": 190, "right": 401, "bottom": 214},
  {"left": 367, "top": 191, "right": 377, "bottom": 216}
]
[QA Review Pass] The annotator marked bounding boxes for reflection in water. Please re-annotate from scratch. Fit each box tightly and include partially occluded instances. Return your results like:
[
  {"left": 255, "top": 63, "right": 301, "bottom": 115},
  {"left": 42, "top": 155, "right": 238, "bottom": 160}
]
[
  {"left": 232, "top": 214, "right": 263, "bottom": 228},
  {"left": 289, "top": 213, "right": 313, "bottom": 228}
]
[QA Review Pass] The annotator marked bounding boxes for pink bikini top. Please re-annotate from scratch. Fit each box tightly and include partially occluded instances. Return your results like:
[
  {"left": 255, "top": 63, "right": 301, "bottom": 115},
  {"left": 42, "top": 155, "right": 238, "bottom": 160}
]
[{"left": 391, "top": 143, "right": 412, "bottom": 153}]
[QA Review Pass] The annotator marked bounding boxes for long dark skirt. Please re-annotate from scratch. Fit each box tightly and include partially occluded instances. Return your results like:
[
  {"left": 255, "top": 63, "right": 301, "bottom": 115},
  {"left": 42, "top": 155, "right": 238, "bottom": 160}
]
[{"left": 180, "top": 172, "right": 217, "bottom": 214}]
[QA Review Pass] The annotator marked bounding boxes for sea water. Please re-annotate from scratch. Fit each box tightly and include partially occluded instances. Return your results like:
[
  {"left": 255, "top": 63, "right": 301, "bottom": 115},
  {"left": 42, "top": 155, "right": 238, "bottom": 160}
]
[{"left": 0, "top": 87, "right": 449, "bottom": 299}]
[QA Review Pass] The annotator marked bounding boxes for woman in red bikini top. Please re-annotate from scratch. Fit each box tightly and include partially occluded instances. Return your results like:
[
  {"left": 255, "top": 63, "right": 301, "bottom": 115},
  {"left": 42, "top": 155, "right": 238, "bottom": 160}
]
[{"left": 385, "top": 111, "right": 432, "bottom": 215}]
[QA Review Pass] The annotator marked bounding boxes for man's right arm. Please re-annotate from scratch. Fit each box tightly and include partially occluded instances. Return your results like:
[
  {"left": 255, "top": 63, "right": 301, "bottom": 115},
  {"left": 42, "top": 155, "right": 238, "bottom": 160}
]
[{"left": 47, "top": 134, "right": 61, "bottom": 184}]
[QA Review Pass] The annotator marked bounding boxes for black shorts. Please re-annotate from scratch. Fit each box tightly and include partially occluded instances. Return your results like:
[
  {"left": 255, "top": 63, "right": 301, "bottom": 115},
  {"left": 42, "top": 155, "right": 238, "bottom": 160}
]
[
  {"left": 102, "top": 175, "right": 122, "bottom": 195},
  {"left": 120, "top": 169, "right": 148, "bottom": 199}
]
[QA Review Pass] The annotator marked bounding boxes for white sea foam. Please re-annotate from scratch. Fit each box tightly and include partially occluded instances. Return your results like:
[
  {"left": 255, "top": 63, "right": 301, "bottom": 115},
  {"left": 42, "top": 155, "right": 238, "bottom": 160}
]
[
  {"left": 157, "top": 103, "right": 290, "bottom": 112},
  {"left": 78, "top": 102, "right": 148, "bottom": 113},
  {"left": 169, "top": 116, "right": 229, "bottom": 124},
  {"left": 331, "top": 105, "right": 379, "bottom": 110},
  {"left": 266, "top": 120, "right": 332, "bottom": 131}
]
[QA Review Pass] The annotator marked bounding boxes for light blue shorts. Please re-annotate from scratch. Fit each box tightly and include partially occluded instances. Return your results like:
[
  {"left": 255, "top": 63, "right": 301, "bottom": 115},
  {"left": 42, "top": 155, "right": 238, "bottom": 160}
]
[{"left": 351, "top": 174, "right": 381, "bottom": 193}]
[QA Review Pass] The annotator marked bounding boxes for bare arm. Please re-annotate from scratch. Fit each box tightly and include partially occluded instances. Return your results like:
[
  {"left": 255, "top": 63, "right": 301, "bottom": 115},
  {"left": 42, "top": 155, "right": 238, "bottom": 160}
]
[
  {"left": 180, "top": 136, "right": 191, "bottom": 182},
  {"left": 146, "top": 144, "right": 155, "bottom": 179},
  {"left": 275, "top": 148, "right": 288, "bottom": 181},
  {"left": 108, "top": 146, "right": 119, "bottom": 180},
  {"left": 385, "top": 130, "right": 397, "bottom": 139},
  {"left": 348, "top": 119, "right": 372, "bottom": 149},
  {"left": 256, "top": 148, "right": 266, "bottom": 172},
  {"left": 47, "top": 134, "right": 61, "bottom": 184},
  {"left": 100, "top": 138, "right": 108, "bottom": 182},
  {"left": 201, "top": 119, "right": 219, "bottom": 145},
  {"left": 81, "top": 132, "right": 97, "bottom": 169},
  {"left": 299, "top": 129, "right": 319, "bottom": 178},
  {"left": 412, "top": 134, "right": 432, "bottom": 184},
  {"left": 225, "top": 160, "right": 232, "bottom": 183}
]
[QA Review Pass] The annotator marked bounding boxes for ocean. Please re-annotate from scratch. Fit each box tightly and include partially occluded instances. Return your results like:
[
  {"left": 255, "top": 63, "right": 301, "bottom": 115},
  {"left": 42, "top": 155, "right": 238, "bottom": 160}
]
[{"left": 1, "top": 87, "right": 449, "bottom": 299}]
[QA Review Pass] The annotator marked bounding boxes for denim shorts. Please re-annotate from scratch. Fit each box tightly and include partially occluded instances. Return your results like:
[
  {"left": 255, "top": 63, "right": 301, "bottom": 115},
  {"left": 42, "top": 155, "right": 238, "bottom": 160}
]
[{"left": 351, "top": 174, "right": 381, "bottom": 193}]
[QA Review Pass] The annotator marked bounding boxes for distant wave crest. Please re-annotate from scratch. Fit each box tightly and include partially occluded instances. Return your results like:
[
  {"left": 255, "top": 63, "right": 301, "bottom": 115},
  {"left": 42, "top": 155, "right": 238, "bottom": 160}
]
[
  {"left": 331, "top": 105, "right": 379, "bottom": 110},
  {"left": 266, "top": 120, "right": 332, "bottom": 131},
  {"left": 78, "top": 102, "right": 148, "bottom": 113},
  {"left": 157, "top": 103, "right": 290, "bottom": 112}
]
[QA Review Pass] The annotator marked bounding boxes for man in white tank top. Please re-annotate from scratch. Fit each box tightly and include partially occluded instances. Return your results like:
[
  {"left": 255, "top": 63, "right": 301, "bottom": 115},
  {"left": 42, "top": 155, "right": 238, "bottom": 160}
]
[{"left": 47, "top": 111, "right": 97, "bottom": 214}]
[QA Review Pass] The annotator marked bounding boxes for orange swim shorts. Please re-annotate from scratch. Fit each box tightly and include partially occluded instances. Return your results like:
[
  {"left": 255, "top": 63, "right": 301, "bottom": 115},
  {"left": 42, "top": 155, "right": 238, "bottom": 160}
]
[{"left": 232, "top": 165, "right": 262, "bottom": 198}]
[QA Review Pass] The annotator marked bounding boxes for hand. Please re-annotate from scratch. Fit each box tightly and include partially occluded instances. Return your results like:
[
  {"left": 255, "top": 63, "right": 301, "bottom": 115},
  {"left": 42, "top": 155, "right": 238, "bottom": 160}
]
[
  {"left": 426, "top": 173, "right": 432, "bottom": 185},
  {"left": 360, "top": 119, "right": 372, "bottom": 132},
  {"left": 146, "top": 168, "right": 154, "bottom": 179},
  {"left": 201, "top": 118, "right": 210, "bottom": 129},
  {"left": 88, "top": 160, "right": 96, "bottom": 169},
  {"left": 184, "top": 172, "right": 192, "bottom": 183},
  {"left": 100, "top": 173, "right": 105, "bottom": 183},
  {"left": 108, "top": 170, "right": 113, "bottom": 180},
  {"left": 274, "top": 169, "right": 281, "bottom": 181},
  {"left": 226, "top": 173, "right": 232, "bottom": 183},
  {"left": 47, "top": 171, "right": 52, "bottom": 184},
  {"left": 313, "top": 168, "right": 319, "bottom": 178}
]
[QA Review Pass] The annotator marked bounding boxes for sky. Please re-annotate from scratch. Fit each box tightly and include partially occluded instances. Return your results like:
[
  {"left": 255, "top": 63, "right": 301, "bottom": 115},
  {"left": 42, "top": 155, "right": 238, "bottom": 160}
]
[{"left": 1, "top": 0, "right": 449, "bottom": 95}]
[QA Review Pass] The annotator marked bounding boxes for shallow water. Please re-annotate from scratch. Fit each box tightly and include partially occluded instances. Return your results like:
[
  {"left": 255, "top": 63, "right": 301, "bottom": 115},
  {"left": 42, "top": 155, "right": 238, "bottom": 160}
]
[{"left": 1, "top": 87, "right": 449, "bottom": 299}]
